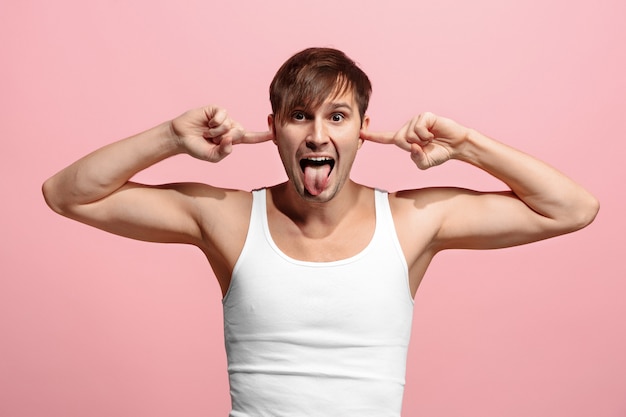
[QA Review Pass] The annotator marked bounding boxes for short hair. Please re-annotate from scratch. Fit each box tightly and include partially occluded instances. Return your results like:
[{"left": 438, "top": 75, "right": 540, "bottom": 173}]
[{"left": 269, "top": 47, "right": 372, "bottom": 126}]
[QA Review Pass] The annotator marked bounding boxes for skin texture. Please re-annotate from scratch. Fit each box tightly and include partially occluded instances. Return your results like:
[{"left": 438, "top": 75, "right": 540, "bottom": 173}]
[{"left": 42, "top": 91, "right": 599, "bottom": 297}]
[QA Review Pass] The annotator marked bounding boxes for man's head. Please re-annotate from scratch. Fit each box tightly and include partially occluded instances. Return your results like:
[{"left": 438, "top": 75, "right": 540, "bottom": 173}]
[
  {"left": 267, "top": 48, "right": 372, "bottom": 202},
  {"left": 269, "top": 47, "right": 372, "bottom": 127}
]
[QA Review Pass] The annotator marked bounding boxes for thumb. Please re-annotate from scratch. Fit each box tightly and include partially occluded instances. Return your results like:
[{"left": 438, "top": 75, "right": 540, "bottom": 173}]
[
  {"left": 210, "top": 136, "right": 233, "bottom": 162},
  {"left": 410, "top": 143, "right": 429, "bottom": 170}
]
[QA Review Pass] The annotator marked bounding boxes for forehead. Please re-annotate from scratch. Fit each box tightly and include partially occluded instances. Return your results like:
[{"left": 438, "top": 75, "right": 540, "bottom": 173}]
[
  {"left": 303, "top": 86, "right": 356, "bottom": 112},
  {"left": 323, "top": 89, "right": 355, "bottom": 105}
]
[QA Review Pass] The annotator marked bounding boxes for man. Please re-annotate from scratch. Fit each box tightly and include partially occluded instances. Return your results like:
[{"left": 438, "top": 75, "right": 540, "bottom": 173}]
[{"left": 43, "top": 47, "right": 598, "bottom": 416}]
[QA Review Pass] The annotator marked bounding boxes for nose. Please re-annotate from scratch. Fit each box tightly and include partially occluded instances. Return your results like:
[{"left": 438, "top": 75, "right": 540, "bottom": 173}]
[{"left": 306, "top": 118, "right": 329, "bottom": 149}]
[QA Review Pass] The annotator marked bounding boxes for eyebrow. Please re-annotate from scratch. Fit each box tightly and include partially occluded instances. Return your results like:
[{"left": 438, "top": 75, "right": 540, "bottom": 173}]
[{"left": 326, "top": 102, "right": 353, "bottom": 111}]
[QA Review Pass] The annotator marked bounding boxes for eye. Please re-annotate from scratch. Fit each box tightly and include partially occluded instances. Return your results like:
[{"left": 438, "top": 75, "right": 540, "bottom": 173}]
[
  {"left": 291, "top": 111, "right": 306, "bottom": 121},
  {"left": 331, "top": 113, "right": 345, "bottom": 122}
]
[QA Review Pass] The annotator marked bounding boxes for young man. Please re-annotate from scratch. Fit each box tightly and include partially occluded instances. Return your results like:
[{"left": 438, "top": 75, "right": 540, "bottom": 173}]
[{"left": 43, "top": 47, "right": 599, "bottom": 416}]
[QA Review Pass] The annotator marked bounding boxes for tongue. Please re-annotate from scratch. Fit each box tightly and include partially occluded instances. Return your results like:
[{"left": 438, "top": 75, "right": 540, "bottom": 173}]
[{"left": 303, "top": 164, "right": 331, "bottom": 196}]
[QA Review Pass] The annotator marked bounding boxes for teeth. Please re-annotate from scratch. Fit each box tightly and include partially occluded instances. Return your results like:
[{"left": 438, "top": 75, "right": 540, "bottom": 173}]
[{"left": 300, "top": 157, "right": 335, "bottom": 171}]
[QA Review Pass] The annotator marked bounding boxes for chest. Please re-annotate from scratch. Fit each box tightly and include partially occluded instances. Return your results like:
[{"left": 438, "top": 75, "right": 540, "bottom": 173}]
[
  {"left": 271, "top": 226, "right": 375, "bottom": 263},
  {"left": 268, "top": 212, "right": 376, "bottom": 263},
  {"left": 225, "top": 225, "right": 413, "bottom": 338}
]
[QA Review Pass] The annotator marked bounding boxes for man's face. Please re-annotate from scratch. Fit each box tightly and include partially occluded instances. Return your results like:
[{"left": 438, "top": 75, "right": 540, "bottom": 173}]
[{"left": 269, "top": 89, "right": 369, "bottom": 203}]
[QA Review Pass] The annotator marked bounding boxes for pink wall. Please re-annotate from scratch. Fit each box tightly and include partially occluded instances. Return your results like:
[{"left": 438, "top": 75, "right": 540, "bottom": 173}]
[{"left": 2, "top": 0, "right": 625, "bottom": 416}]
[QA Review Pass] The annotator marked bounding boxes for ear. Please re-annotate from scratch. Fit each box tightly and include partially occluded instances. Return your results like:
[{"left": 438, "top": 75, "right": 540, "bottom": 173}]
[
  {"left": 267, "top": 114, "right": 277, "bottom": 144},
  {"left": 358, "top": 115, "right": 370, "bottom": 149}
]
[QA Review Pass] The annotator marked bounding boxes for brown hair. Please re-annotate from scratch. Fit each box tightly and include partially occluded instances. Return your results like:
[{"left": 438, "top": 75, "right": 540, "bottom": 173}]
[{"left": 269, "top": 47, "right": 372, "bottom": 126}]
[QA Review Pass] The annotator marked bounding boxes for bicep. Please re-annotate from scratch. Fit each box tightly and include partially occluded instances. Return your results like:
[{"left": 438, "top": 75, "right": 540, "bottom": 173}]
[
  {"left": 59, "top": 182, "right": 206, "bottom": 245},
  {"left": 421, "top": 188, "right": 563, "bottom": 251}
]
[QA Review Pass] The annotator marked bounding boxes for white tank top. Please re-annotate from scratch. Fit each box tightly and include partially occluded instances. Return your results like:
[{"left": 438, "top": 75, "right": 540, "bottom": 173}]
[{"left": 223, "top": 188, "right": 413, "bottom": 416}]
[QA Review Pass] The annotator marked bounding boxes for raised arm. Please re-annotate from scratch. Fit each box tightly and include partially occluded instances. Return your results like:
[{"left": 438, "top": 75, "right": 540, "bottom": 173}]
[
  {"left": 42, "top": 105, "right": 273, "bottom": 245},
  {"left": 361, "top": 112, "right": 599, "bottom": 251}
]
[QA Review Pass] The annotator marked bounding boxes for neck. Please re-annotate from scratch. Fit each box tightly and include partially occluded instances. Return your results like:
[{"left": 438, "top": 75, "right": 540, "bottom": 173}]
[{"left": 269, "top": 180, "right": 365, "bottom": 229}]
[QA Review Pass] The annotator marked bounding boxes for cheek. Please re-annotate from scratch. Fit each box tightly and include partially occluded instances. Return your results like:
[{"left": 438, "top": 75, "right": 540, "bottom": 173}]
[{"left": 276, "top": 143, "right": 299, "bottom": 173}]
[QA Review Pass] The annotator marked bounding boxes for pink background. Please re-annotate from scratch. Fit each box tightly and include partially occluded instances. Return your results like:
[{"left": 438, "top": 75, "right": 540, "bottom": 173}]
[{"left": 2, "top": 0, "right": 625, "bottom": 416}]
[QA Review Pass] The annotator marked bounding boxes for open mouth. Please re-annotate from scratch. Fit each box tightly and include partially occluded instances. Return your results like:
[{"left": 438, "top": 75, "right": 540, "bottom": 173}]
[
  {"left": 299, "top": 157, "right": 335, "bottom": 173},
  {"left": 299, "top": 157, "right": 335, "bottom": 196}
]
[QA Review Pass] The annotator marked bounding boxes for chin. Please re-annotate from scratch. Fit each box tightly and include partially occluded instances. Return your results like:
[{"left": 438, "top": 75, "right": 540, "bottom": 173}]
[{"left": 301, "top": 186, "right": 341, "bottom": 203}]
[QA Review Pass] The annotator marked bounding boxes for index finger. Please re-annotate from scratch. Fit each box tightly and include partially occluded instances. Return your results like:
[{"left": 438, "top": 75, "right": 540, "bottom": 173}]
[
  {"left": 360, "top": 129, "right": 395, "bottom": 144},
  {"left": 238, "top": 130, "right": 275, "bottom": 144}
]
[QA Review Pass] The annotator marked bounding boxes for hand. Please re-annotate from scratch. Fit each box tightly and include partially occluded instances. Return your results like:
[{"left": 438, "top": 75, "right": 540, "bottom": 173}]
[
  {"left": 170, "top": 105, "right": 274, "bottom": 162},
  {"left": 360, "top": 112, "right": 471, "bottom": 170}
]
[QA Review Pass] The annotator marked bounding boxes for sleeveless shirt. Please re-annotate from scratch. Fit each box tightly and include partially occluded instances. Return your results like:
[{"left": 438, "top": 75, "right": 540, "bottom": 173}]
[{"left": 223, "top": 188, "right": 414, "bottom": 416}]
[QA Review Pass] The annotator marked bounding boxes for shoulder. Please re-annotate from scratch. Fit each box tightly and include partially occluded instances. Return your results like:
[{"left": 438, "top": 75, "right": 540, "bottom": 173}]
[
  {"left": 156, "top": 182, "right": 254, "bottom": 244},
  {"left": 389, "top": 187, "right": 466, "bottom": 214},
  {"left": 388, "top": 187, "right": 483, "bottom": 216},
  {"left": 387, "top": 188, "right": 440, "bottom": 231},
  {"left": 176, "top": 183, "right": 254, "bottom": 222},
  {"left": 169, "top": 184, "right": 257, "bottom": 295},
  {"left": 387, "top": 187, "right": 480, "bottom": 247},
  {"left": 189, "top": 184, "right": 256, "bottom": 280},
  {"left": 390, "top": 186, "right": 480, "bottom": 202},
  {"left": 165, "top": 182, "right": 252, "bottom": 206}
]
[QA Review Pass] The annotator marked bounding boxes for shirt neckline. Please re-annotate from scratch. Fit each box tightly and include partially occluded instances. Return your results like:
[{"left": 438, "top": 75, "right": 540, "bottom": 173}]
[{"left": 259, "top": 188, "right": 381, "bottom": 267}]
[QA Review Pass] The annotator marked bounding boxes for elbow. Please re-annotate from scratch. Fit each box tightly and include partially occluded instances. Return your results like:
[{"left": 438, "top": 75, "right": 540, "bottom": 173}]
[
  {"left": 568, "top": 194, "right": 600, "bottom": 232},
  {"left": 42, "top": 177, "right": 69, "bottom": 215}
]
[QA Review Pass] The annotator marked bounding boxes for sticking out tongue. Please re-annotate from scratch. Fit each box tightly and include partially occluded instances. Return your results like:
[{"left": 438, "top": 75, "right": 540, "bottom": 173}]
[{"left": 303, "top": 164, "right": 332, "bottom": 196}]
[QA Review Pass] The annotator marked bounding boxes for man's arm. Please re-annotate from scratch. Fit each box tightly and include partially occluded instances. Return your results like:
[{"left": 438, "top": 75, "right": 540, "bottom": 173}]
[
  {"left": 42, "top": 106, "right": 273, "bottom": 246},
  {"left": 361, "top": 112, "right": 599, "bottom": 251}
]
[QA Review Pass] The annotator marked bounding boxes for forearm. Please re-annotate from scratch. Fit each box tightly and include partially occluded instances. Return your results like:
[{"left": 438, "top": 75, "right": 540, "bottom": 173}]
[
  {"left": 457, "top": 129, "right": 599, "bottom": 229},
  {"left": 43, "top": 121, "right": 181, "bottom": 212}
]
